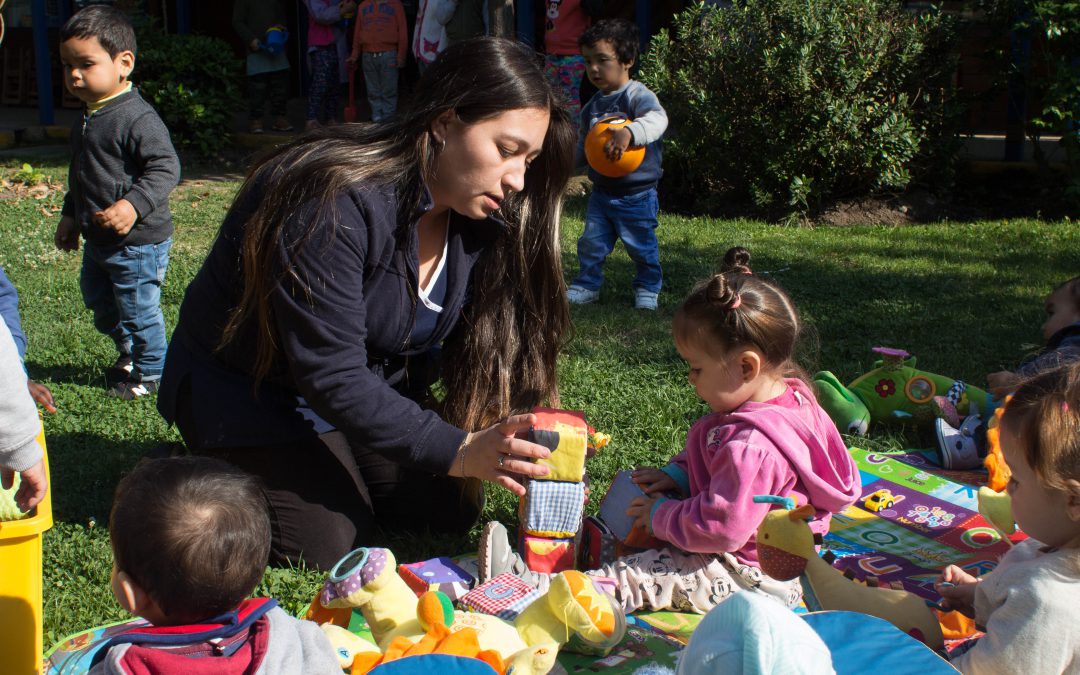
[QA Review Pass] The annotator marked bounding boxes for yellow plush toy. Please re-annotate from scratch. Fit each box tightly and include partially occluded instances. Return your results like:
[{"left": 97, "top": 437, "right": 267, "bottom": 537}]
[
  {"left": 309, "top": 547, "right": 625, "bottom": 674},
  {"left": 753, "top": 496, "right": 945, "bottom": 650}
]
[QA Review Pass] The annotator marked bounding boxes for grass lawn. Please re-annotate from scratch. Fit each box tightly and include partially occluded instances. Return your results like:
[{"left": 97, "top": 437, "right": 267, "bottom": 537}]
[{"left": 1, "top": 153, "right": 1077, "bottom": 649}]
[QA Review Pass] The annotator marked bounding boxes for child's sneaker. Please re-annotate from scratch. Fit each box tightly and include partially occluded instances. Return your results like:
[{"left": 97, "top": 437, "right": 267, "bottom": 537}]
[
  {"left": 247, "top": 119, "right": 264, "bottom": 134},
  {"left": 479, "top": 521, "right": 546, "bottom": 589},
  {"left": 105, "top": 355, "right": 134, "bottom": 384},
  {"left": 271, "top": 116, "right": 294, "bottom": 132},
  {"left": 634, "top": 289, "right": 658, "bottom": 311},
  {"left": 567, "top": 285, "right": 599, "bottom": 305},
  {"left": 934, "top": 415, "right": 985, "bottom": 470},
  {"left": 108, "top": 379, "right": 159, "bottom": 400}
]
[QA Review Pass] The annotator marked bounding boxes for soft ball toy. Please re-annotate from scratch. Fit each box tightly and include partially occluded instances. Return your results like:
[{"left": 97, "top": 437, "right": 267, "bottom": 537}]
[{"left": 584, "top": 116, "right": 645, "bottom": 178}]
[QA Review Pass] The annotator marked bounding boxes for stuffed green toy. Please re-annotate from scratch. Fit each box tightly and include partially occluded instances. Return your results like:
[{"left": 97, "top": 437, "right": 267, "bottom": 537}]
[{"left": 813, "top": 347, "right": 991, "bottom": 435}]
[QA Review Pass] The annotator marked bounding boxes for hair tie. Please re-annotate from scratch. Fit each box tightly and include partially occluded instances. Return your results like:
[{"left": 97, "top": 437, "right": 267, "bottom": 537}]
[{"left": 728, "top": 295, "right": 741, "bottom": 310}]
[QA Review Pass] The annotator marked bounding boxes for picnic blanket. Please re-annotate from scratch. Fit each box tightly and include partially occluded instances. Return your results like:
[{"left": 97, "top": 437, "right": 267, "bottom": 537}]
[{"left": 45, "top": 448, "right": 1004, "bottom": 674}]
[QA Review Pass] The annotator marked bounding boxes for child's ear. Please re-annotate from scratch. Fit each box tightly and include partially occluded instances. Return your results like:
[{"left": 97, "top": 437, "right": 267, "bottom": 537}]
[
  {"left": 739, "top": 351, "right": 761, "bottom": 382},
  {"left": 112, "top": 569, "right": 151, "bottom": 615},
  {"left": 116, "top": 50, "right": 135, "bottom": 80},
  {"left": 1065, "top": 480, "right": 1080, "bottom": 522}
]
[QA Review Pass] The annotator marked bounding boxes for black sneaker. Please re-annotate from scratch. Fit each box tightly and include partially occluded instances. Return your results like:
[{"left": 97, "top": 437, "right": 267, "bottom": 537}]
[
  {"left": 105, "top": 355, "right": 134, "bottom": 384},
  {"left": 107, "top": 380, "right": 159, "bottom": 400}
]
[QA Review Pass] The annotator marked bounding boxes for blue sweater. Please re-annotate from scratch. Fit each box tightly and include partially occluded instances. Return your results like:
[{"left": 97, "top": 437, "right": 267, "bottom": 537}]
[
  {"left": 578, "top": 79, "right": 668, "bottom": 195},
  {"left": 0, "top": 266, "right": 26, "bottom": 360},
  {"left": 158, "top": 181, "right": 501, "bottom": 473}
]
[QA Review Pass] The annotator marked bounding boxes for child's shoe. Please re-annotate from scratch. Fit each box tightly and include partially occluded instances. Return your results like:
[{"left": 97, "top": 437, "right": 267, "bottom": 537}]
[
  {"left": 934, "top": 415, "right": 985, "bottom": 470},
  {"left": 634, "top": 289, "right": 658, "bottom": 311},
  {"left": 247, "top": 118, "right": 264, "bottom": 134},
  {"left": 271, "top": 116, "right": 294, "bottom": 132},
  {"left": 479, "top": 521, "right": 547, "bottom": 590},
  {"left": 567, "top": 285, "right": 599, "bottom": 305},
  {"left": 105, "top": 354, "right": 134, "bottom": 384},
  {"left": 107, "top": 379, "right": 159, "bottom": 400}
]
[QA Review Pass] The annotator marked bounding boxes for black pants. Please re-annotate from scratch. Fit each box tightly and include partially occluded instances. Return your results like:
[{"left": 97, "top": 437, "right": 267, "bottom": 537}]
[
  {"left": 247, "top": 69, "right": 289, "bottom": 119},
  {"left": 173, "top": 385, "right": 482, "bottom": 570}
]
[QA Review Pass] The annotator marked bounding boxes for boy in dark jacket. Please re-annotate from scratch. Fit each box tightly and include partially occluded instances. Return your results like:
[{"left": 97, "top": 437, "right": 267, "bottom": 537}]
[{"left": 55, "top": 5, "right": 180, "bottom": 399}]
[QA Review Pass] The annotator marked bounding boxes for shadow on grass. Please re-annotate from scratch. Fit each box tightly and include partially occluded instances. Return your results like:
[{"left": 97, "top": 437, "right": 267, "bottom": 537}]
[{"left": 25, "top": 361, "right": 110, "bottom": 389}]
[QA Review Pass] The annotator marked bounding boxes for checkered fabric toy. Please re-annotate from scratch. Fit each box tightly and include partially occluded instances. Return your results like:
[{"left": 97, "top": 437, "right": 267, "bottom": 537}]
[
  {"left": 520, "top": 479, "right": 585, "bottom": 538},
  {"left": 458, "top": 573, "right": 541, "bottom": 620}
]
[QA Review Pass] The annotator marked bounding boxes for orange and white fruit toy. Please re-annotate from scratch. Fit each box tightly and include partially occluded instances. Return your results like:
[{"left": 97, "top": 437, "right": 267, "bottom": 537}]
[{"left": 584, "top": 116, "right": 645, "bottom": 178}]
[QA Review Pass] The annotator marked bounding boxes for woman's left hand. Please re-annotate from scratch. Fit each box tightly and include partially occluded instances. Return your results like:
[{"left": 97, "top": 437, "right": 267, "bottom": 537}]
[
  {"left": 453, "top": 413, "right": 551, "bottom": 496},
  {"left": 626, "top": 494, "right": 661, "bottom": 533}
]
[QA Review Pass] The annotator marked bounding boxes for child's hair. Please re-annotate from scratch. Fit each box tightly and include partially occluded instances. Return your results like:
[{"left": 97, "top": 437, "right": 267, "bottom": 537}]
[
  {"left": 1002, "top": 360, "right": 1080, "bottom": 492},
  {"left": 60, "top": 5, "right": 137, "bottom": 58},
  {"left": 674, "top": 247, "right": 804, "bottom": 376},
  {"left": 579, "top": 19, "right": 639, "bottom": 66},
  {"left": 109, "top": 456, "right": 270, "bottom": 623}
]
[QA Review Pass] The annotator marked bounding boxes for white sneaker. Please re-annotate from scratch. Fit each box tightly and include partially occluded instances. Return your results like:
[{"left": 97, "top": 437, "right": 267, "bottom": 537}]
[
  {"left": 567, "top": 285, "right": 599, "bottom": 305},
  {"left": 634, "top": 289, "right": 658, "bottom": 310}
]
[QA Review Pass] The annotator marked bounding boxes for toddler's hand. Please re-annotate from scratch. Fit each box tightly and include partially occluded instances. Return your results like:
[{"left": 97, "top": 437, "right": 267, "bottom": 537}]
[
  {"left": 604, "top": 127, "right": 633, "bottom": 162},
  {"left": 250, "top": 38, "right": 261, "bottom": 52},
  {"left": 27, "top": 381, "right": 56, "bottom": 414},
  {"left": 632, "top": 467, "right": 678, "bottom": 494},
  {"left": 93, "top": 199, "right": 137, "bottom": 236},
  {"left": 987, "top": 370, "right": 1019, "bottom": 398},
  {"left": 55, "top": 216, "right": 79, "bottom": 251},
  {"left": 935, "top": 565, "right": 979, "bottom": 617},
  {"left": 626, "top": 494, "right": 661, "bottom": 533},
  {"left": 1, "top": 459, "right": 48, "bottom": 512}
]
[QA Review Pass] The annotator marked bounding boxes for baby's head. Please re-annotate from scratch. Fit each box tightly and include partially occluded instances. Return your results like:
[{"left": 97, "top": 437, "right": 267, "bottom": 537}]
[
  {"left": 1000, "top": 360, "right": 1080, "bottom": 549},
  {"left": 579, "top": 19, "right": 638, "bottom": 94},
  {"left": 59, "top": 5, "right": 136, "bottom": 104},
  {"left": 672, "top": 247, "right": 803, "bottom": 412},
  {"left": 109, "top": 457, "right": 270, "bottom": 626},
  {"left": 1042, "top": 275, "right": 1080, "bottom": 344}
]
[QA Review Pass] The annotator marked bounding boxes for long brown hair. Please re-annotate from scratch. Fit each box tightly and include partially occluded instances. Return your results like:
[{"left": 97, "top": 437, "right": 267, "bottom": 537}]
[{"left": 220, "top": 38, "right": 575, "bottom": 431}]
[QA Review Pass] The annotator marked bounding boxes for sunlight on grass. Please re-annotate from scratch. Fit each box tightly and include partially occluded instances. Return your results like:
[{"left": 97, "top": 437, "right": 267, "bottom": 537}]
[{"left": 1, "top": 156, "right": 1077, "bottom": 644}]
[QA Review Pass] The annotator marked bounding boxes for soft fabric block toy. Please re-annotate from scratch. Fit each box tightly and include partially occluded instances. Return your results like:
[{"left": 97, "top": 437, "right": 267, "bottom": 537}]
[
  {"left": 598, "top": 470, "right": 663, "bottom": 550},
  {"left": 519, "top": 536, "right": 575, "bottom": 575},
  {"left": 813, "top": 347, "right": 991, "bottom": 436},
  {"left": 753, "top": 495, "right": 944, "bottom": 650},
  {"left": 459, "top": 574, "right": 541, "bottom": 621},
  {"left": 517, "top": 408, "right": 589, "bottom": 483},
  {"left": 578, "top": 516, "right": 617, "bottom": 570},
  {"left": 398, "top": 557, "right": 474, "bottom": 602},
  {"left": 519, "top": 479, "right": 585, "bottom": 539}
]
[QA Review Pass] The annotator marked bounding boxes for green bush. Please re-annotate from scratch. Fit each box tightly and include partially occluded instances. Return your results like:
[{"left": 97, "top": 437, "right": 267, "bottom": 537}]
[
  {"left": 639, "top": 0, "right": 959, "bottom": 216},
  {"left": 134, "top": 31, "right": 243, "bottom": 158}
]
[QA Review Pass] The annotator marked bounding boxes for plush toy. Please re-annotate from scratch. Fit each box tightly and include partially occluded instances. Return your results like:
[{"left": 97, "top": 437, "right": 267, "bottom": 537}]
[
  {"left": 309, "top": 547, "right": 626, "bottom": 673},
  {"left": 752, "top": 495, "right": 945, "bottom": 650},
  {"left": 814, "top": 347, "right": 991, "bottom": 436},
  {"left": 584, "top": 116, "right": 645, "bottom": 178}
]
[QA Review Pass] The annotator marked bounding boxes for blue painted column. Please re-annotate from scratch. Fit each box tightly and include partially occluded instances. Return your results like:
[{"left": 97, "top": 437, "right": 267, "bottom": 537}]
[
  {"left": 1005, "top": 19, "right": 1031, "bottom": 162},
  {"left": 636, "top": 0, "right": 650, "bottom": 53},
  {"left": 32, "top": 0, "right": 55, "bottom": 125},
  {"left": 517, "top": 0, "right": 535, "bottom": 46},
  {"left": 176, "top": 0, "right": 191, "bottom": 35}
]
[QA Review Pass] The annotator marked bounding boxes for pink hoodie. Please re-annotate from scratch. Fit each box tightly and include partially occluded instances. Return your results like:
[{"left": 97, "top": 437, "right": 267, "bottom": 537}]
[{"left": 650, "top": 378, "right": 860, "bottom": 566}]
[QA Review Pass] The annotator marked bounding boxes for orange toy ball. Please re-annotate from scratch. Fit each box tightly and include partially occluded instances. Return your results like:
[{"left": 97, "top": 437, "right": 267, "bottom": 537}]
[{"left": 584, "top": 115, "right": 645, "bottom": 178}]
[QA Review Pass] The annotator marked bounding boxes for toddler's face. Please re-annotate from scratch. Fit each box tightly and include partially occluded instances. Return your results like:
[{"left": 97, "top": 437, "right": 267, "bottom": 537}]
[
  {"left": 676, "top": 338, "right": 746, "bottom": 414},
  {"left": 1001, "top": 425, "right": 1079, "bottom": 548},
  {"left": 59, "top": 36, "right": 133, "bottom": 104},
  {"left": 582, "top": 40, "right": 632, "bottom": 94},
  {"left": 1042, "top": 285, "right": 1080, "bottom": 343}
]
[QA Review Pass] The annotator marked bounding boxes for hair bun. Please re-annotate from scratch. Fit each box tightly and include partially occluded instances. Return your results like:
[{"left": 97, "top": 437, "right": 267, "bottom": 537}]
[
  {"left": 706, "top": 273, "right": 740, "bottom": 309},
  {"left": 721, "top": 246, "right": 752, "bottom": 276}
]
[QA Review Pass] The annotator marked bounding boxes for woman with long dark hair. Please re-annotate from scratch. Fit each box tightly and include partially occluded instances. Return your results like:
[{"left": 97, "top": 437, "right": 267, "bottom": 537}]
[{"left": 158, "top": 38, "right": 576, "bottom": 569}]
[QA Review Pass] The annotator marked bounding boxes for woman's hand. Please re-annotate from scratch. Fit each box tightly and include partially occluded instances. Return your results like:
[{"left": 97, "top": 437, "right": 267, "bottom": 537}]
[
  {"left": 632, "top": 467, "right": 678, "bottom": 495},
  {"left": 934, "top": 565, "right": 979, "bottom": 617},
  {"left": 452, "top": 413, "right": 551, "bottom": 496}
]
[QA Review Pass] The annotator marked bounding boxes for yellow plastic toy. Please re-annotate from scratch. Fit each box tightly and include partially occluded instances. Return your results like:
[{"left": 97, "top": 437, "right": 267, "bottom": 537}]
[
  {"left": 0, "top": 418, "right": 52, "bottom": 675},
  {"left": 753, "top": 496, "right": 945, "bottom": 650}
]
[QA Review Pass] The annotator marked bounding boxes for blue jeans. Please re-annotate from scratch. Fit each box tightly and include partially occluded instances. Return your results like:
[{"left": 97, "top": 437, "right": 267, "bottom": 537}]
[
  {"left": 572, "top": 187, "right": 662, "bottom": 294},
  {"left": 80, "top": 239, "right": 171, "bottom": 382},
  {"left": 362, "top": 51, "right": 399, "bottom": 122}
]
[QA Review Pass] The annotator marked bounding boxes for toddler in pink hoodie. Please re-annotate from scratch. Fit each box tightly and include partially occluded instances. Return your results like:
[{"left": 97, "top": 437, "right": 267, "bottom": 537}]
[{"left": 480, "top": 246, "right": 860, "bottom": 614}]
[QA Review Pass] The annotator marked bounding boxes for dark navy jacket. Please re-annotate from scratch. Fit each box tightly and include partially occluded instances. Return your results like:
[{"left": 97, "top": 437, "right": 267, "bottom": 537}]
[
  {"left": 1016, "top": 320, "right": 1080, "bottom": 377},
  {"left": 158, "top": 181, "right": 501, "bottom": 473}
]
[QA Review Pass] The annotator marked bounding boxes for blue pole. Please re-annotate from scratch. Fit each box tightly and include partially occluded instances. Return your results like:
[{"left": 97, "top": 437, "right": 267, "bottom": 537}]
[
  {"left": 32, "top": 0, "right": 55, "bottom": 126},
  {"left": 176, "top": 0, "right": 191, "bottom": 35},
  {"left": 517, "top": 0, "right": 535, "bottom": 46},
  {"left": 1005, "top": 20, "right": 1031, "bottom": 162},
  {"left": 636, "top": 0, "right": 650, "bottom": 54}
]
